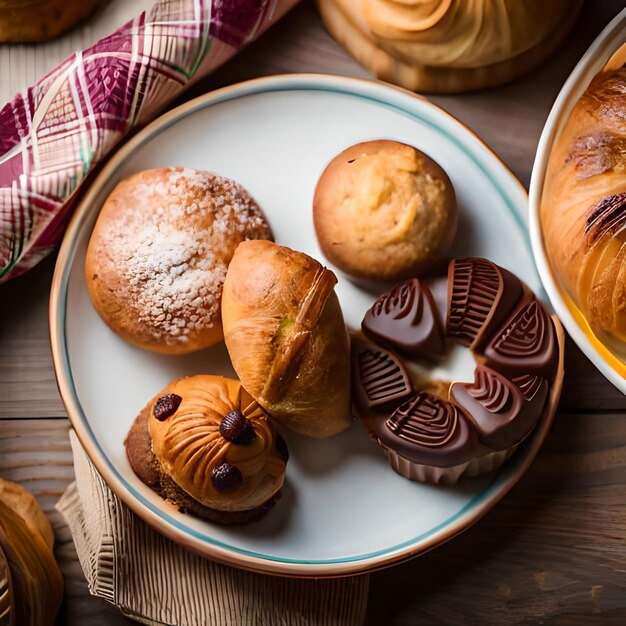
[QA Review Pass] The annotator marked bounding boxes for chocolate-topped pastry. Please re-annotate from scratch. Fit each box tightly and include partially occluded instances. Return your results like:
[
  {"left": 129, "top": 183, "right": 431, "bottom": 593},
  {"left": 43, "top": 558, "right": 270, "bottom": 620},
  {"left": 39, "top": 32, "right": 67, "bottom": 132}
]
[
  {"left": 352, "top": 256, "right": 563, "bottom": 485},
  {"left": 425, "top": 275, "right": 449, "bottom": 330},
  {"left": 362, "top": 279, "right": 445, "bottom": 359},
  {"left": 483, "top": 298, "right": 558, "bottom": 381},
  {"left": 450, "top": 366, "right": 548, "bottom": 450},
  {"left": 358, "top": 388, "right": 481, "bottom": 485},
  {"left": 351, "top": 337, "right": 413, "bottom": 412},
  {"left": 447, "top": 258, "right": 523, "bottom": 349},
  {"left": 384, "top": 393, "right": 477, "bottom": 467},
  {"left": 125, "top": 375, "right": 287, "bottom": 524}
]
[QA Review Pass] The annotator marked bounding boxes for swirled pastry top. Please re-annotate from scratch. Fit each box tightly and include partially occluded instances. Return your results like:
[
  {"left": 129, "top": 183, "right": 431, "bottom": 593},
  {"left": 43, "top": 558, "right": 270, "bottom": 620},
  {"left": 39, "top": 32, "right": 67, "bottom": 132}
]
[
  {"left": 357, "top": 0, "right": 575, "bottom": 69},
  {"left": 149, "top": 375, "right": 286, "bottom": 512}
]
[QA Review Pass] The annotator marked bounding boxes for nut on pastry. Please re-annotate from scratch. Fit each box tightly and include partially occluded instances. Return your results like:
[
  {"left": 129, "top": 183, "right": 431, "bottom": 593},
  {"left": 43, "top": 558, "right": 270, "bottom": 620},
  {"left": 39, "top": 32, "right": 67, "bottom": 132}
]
[
  {"left": 222, "top": 240, "right": 351, "bottom": 438},
  {"left": 125, "top": 375, "right": 287, "bottom": 524}
]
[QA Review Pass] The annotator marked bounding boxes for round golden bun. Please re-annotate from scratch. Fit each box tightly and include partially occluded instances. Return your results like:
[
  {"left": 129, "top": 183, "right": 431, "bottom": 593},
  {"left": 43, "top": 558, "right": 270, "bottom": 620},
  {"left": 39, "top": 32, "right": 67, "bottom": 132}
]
[
  {"left": 313, "top": 140, "right": 456, "bottom": 283},
  {"left": 85, "top": 167, "right": 272, "bottom": 354},
  {"left": 222, "top": 240, "right": 351, "bottom": 438}
]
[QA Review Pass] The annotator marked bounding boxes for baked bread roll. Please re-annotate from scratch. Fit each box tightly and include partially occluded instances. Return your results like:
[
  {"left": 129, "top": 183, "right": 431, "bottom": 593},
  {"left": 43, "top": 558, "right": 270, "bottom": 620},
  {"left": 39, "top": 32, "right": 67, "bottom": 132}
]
[
  {"left": 125, "top": 375, "right": 288, "bottom": 524},
  {"left": 313, "top": 140, "right": 456, "bottom": 283},
  {"left": 85, "top": 167, "right": 272, "bottom": 354},
  {"left": 222, "top": 240, "right": 351, "bottom": 438},
  {"left": 318, "top": 0, "right": 582, "bottom": 93},
  {"left": 541, "top": 45, "right": 626, "bottom": 343}
]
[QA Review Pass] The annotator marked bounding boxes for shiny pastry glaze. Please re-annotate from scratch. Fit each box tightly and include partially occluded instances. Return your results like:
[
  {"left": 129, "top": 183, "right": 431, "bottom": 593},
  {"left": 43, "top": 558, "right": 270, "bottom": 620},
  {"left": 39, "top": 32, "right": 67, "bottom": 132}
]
[{"left": 149, "top": 375, "right": 286, "bottom": 512}]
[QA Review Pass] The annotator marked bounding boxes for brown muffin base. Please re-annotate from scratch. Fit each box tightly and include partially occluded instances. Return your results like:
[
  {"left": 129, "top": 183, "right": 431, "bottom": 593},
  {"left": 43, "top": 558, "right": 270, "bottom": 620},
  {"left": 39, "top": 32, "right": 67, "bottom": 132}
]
[{"left": 124, "top": 405, "right": 280, "bottom": 525}]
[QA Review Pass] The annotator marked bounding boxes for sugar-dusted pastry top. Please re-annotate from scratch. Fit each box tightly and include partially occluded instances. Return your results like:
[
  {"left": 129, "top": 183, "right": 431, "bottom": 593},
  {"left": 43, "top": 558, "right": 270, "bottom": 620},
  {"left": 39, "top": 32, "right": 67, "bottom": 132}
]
[
  {"left": 354, "top": 257, "right": 559, "bottom": 467},
  {"left": 85, "top": 167, "right": 272, "bottom": 354},
  {"left": 149, "top": 375, "right": 286, "bottom": 512}
]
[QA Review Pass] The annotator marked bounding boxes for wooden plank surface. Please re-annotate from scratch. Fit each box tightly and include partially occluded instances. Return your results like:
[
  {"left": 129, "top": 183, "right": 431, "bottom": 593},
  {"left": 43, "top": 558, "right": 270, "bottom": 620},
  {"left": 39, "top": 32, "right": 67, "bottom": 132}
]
[
  {"left": 1, "top": 0, "right": 625, "bottom": 624},
  {"left": 1, "top": 410, "right": 624, "bottom": 623}
]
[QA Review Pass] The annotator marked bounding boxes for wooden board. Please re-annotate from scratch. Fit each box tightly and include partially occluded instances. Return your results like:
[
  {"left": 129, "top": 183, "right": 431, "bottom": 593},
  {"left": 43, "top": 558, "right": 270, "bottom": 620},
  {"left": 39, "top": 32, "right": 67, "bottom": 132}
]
[{"left": 1, "top": 0, "right": 626, "bottom": 623}]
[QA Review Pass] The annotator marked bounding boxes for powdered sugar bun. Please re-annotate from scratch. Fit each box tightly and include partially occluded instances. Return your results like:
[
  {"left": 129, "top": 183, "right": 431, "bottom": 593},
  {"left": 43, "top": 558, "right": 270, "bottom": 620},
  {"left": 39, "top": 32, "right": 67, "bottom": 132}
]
[{"left": 85, "top": 167, "right": 273, "bottom": 354}]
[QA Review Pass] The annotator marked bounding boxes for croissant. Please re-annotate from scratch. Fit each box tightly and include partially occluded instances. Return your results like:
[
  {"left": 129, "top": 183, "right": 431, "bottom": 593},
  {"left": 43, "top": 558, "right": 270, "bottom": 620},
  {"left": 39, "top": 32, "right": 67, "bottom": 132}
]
[
  {"left": 222, "top": 240, "right": 351, "bottom": 438},
  {"left": 0, "top": 478, "right": 63, "bottom": 626},
  {"left": 541, "top": 45, "right": 626, "bottom": 344},
  {"left": 318, "top": 0, "right": 582, "bottom": 93}
]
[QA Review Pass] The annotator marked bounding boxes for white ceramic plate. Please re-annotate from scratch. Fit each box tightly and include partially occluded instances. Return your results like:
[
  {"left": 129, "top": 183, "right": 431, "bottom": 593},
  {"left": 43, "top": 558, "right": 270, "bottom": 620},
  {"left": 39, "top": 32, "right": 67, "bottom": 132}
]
[
  {"left": 51, "top": 74, "right": 552, "bottom": 577},
  {"left": 529, "top": 9, "right": 626, "bottom": 394}
]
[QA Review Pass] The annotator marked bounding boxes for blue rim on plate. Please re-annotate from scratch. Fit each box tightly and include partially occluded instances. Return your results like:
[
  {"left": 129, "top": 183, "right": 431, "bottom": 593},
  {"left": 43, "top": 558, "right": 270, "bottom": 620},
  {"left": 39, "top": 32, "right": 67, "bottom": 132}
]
[{"left": 50, "top": 74, "right": 560, "bottom": 577}]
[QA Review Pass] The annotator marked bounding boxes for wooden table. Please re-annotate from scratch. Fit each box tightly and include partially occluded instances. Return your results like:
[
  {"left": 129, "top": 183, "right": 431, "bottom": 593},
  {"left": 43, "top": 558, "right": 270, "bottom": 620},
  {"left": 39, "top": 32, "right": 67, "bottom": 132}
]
[{"left": 1, "top": 1, "right": 625, "bottom": 623}]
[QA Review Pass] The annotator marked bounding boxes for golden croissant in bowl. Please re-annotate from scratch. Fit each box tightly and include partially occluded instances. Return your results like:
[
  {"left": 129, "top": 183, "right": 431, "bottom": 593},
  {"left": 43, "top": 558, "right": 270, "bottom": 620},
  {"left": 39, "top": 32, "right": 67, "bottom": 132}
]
[
  {"left": 541, "top": 45, "right": 626, "bottom": 343},
  {"left": 318, "top": 0, "right": 583, "bottom": 93},
  {"left": 222, "top": 240, "right": 351, "bottom": 438}
]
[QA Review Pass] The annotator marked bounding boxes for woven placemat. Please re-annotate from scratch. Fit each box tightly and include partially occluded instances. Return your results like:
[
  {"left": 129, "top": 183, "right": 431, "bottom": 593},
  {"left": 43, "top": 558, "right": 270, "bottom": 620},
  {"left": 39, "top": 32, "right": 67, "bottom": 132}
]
[{"left": 56, "top": 431, "right": 369, "bottom": 626}]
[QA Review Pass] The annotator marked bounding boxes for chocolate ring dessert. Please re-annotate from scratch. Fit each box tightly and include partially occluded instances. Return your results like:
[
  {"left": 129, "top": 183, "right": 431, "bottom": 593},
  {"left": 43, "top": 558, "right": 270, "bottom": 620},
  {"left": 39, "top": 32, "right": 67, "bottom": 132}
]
[
  {"left": 125, "top": 375, "right": 288, "bottom": 524},
  {"left": 352, "top": 257, "right": 564, "bottom": 484}
]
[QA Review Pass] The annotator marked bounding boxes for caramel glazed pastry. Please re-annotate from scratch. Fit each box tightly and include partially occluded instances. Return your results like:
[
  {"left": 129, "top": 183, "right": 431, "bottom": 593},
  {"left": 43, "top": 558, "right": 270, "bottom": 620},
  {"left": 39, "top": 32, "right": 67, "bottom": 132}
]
[
  {"left": 352, "top": 257, "right": 561, "bottom": 484},
  {"left": 125, "top": 375, "right": 288, "bottom": 524}
]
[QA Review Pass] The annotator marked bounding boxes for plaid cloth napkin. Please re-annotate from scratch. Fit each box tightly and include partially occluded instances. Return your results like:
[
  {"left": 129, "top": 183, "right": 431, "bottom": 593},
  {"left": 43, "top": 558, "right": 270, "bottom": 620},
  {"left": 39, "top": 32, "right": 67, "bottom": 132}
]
[
  {"left": 0, "top": 0, "right": 298, "bottom": 283},
  {"left": 56, "top": 431, "right": 369, "bottom": 626}
]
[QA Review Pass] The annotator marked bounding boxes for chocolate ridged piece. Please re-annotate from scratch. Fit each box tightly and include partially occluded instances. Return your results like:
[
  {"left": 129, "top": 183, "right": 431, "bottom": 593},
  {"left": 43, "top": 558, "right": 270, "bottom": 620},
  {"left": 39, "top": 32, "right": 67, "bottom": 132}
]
[
  {"left": 362, "top": 279, "right": 445, "bottom": 358},
  {"left": 351, "top": 338, "right": 413, "bottom": 413},
  {"left": 484, "top": 298, "right": 558, "bottom": 381},
  {"left": 447, "top": 258, "right": 523, "bottom": 349},
  {"left": 378, "top": 392, "right": 477, "bottom": 467},
  {"left": 425, "top": 275, "right": 449, "bottom": 331},
  {"left": 450, "top": 366, "right": 548, "bottom": 450}
]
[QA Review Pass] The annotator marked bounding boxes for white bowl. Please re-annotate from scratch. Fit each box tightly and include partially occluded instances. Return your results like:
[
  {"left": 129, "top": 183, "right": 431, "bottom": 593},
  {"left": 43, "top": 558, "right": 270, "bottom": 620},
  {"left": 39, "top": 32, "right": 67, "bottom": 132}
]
[{"left": 529, "top": 9, "right": 626, "bottom": 394}]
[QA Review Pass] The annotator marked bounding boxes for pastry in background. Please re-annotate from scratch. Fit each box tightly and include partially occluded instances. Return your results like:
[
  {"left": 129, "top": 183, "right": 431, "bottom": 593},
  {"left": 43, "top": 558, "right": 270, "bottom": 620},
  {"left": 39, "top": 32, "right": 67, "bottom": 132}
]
[
  {"left": 541, "top": 45, "right": 626, "bottom": 344},
  {"left": 222, "top": 240, "right": 351, "bottom": 438},
  {"left": 125, "top": 375, "right": 288, "bottom": 524},
  {"left": 0, "top": 0, "right": 107, "bottom": 42},
  {"left": 0, "top": 479, "right": 63, "bottom": 626},
  {"left": 313, "top": 140, "right": 456, "bottom": 284},
  {"left": 318, "top": 0, "right": 583, "bottom": 93},
  {"left": 85, "top": 167, "right": 272, "bottom": 354},
  {"left": 352, "top": 257, "right": 564, "bottom": 484}
]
